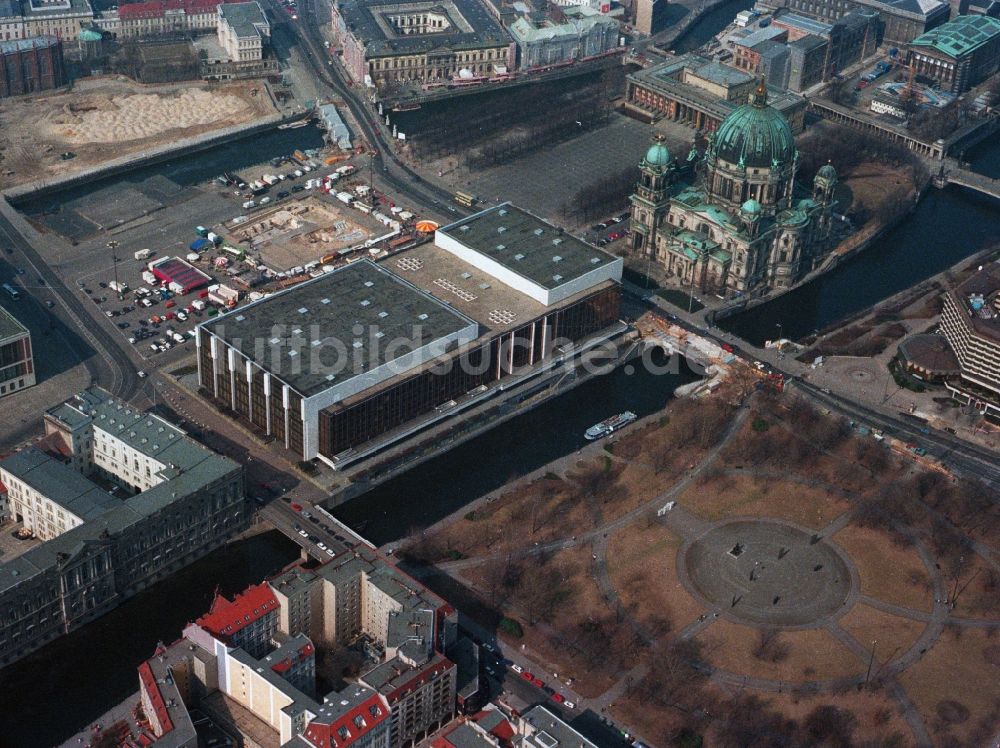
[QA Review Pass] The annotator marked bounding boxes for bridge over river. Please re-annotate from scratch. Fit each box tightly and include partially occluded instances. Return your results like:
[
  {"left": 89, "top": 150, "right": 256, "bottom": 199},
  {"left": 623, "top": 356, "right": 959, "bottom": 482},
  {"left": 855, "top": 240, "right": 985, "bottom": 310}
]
[{"left": 934, "top": 160, "right": 1000, "bottom": 201}]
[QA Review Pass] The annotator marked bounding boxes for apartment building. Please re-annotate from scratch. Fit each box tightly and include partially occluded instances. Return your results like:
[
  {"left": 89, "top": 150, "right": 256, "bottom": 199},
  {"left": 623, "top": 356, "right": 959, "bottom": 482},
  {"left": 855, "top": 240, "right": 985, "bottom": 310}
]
[
  {"left": 0, "top": 387, "right": 247, "bottom": 667},
  {"left": 141, "top": 548, "right": 459, "bottom": 748},
  {"left": 939, "top": 265, "right": 1000, "bottom": 418}
]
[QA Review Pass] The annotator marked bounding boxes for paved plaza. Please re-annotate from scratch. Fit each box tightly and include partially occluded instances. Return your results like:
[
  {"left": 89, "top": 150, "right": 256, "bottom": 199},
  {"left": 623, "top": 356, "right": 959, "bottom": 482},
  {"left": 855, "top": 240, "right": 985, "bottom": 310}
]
[
  {"left": 446, "top": 114, "right": 698, "bottom": 224},
  {"left": 681, "top": 519, "right": 856, "bottom": 627}
]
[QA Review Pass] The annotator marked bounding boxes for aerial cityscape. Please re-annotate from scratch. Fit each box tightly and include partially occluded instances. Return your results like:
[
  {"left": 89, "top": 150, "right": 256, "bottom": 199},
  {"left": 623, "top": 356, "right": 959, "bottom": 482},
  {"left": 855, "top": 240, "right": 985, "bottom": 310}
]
[{"left": 0, "top": 0, "right": 999, "bottom": 743}]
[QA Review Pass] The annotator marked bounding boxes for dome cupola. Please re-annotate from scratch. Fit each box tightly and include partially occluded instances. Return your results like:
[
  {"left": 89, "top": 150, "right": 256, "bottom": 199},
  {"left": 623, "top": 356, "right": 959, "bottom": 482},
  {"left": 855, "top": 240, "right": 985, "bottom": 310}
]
[
  {"left": 709, "top": 79, "right": 796, "bottom": 169},
  {"left": 642, "top": 133, "right": 672, "bottom": 170}
]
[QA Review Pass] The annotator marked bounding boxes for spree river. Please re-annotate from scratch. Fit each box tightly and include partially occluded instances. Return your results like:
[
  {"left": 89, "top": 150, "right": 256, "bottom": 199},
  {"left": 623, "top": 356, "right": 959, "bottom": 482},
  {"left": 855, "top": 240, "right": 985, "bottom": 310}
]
[
  {"left": 720, "top": 142, "right": 1000, "bottom": 346},
  {"left": 333, "top": 349, "right": 700, "bottom": 546}
]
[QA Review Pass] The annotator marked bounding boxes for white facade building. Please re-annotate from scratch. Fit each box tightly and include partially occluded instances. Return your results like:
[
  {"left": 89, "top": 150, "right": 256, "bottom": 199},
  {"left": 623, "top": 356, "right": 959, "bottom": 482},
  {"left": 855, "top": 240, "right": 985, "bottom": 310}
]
[{"left": 217, "top": 0, "right": 268, "bottom": 61}]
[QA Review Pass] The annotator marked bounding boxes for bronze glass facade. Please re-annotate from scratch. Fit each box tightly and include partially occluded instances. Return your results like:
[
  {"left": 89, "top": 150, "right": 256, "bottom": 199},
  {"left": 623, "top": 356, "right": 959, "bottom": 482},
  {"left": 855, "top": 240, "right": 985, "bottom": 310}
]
[
  {"left": 198, "top": 285, "right": 620, "bottom": 460},
  {"left": 317, "top": 287, "right": 620, "bottom": 457}
]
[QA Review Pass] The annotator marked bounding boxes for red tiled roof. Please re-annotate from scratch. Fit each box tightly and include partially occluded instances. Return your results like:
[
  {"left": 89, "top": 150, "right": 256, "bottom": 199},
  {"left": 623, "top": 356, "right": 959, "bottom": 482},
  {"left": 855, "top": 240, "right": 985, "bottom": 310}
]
[
  {"left": 138, "top": 662, "right": 174, "bottom": 737},
  {"left": 385, "top": 657, "right": 454, "bottom": 704},
  {"left": 272, "top": 658, "right": 292, "bottom": 673},
  {"left": 303, "top": 694, "right": 390, "bottom": 748},
  {"left": 489, "top": 719, "right": 514, "bottom": 741},
  {"left": 118, "top": 0, "right": 220, "bottom": 20},
  {"left": 149, "top": 257, "right": 211, "bottom": 293},
  {"left": 196, "top": 583, "right": 279, "bottom": 639}
]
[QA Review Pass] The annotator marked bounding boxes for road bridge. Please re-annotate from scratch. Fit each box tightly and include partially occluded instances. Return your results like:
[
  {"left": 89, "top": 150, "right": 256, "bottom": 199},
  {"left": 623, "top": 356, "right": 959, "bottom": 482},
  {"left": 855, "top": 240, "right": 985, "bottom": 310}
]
[{"left": 934, "top": 162, "right": 1000, "bottom": 201}]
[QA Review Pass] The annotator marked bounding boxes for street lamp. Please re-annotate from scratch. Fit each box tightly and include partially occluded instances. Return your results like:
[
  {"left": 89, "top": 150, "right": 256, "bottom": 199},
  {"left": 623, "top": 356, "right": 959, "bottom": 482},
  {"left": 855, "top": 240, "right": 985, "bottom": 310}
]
[
  {"left": 864, "top": 639, "right": 878, "bottom": 688},
  {"left": 107, "top": 240, "right": 122, "bottom": 300}
]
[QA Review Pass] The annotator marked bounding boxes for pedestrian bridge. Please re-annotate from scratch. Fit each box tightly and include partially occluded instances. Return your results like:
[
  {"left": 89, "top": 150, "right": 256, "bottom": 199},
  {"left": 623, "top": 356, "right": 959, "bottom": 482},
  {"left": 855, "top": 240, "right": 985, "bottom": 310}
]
[{"left": 935, "top": 162, "right": 1000, "bottom": 201}]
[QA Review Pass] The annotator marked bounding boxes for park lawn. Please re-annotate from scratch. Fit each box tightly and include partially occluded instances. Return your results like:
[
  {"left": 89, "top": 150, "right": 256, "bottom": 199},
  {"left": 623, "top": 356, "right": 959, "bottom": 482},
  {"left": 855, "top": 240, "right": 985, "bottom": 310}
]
[
  {"left": 900, "top": 626, "right": 1000, "bottom": 746},
  {"left": 695, "top": 619, "right": 863, "bottom": 682},
  {"left": 837, "top": 603, "right": 926, "bottom": 666},
  {"left": 609, "top": 691, "right": 691, "bottom": 748},
  {"left": 753, "top": 687, "right": 915, "bottom": 748},
  {"left": 948, "top": 552, "right": 1000, "bottom": 620},
  {"left": 606, "top": 520, "right": 705, "bottom": 634},
  {"left": 676, "top": 473, "right": 851, "bottom": 531},
  {"left": 832, "top": 524, "right": 933, "bottom": 613},
  {"left": 462, "top": 543, "right": 622, "bottom": 700}
]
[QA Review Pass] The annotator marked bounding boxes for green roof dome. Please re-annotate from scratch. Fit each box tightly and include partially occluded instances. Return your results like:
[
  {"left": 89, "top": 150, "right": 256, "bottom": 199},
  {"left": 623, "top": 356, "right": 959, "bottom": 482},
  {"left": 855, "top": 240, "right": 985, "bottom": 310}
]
[
  {"left": 643, "top": 135, "right": 671, "bottom": 168},
  {"left": 741, "top": 198, "right": 762, "bottom": 215},
  {"left": 817, "top": 162, "right": 837, "bottom": 181},
  {"left": 711, "top": 80, "right": 796, "bottom": 169}
]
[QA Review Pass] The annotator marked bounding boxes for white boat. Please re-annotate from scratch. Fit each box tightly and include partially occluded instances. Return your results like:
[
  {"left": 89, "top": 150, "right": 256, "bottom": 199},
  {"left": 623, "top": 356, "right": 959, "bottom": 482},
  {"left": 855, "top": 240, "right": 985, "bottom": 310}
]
[
  {"left": 278, "top": 120, "right": 311, "bottom": 129},
  {"left": 584, "top": 411, "right": 637, "bottom": 441}
]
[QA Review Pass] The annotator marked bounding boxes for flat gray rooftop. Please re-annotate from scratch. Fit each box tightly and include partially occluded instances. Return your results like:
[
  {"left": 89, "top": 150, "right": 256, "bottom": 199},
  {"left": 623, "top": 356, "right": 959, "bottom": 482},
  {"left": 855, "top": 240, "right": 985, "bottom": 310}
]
[
  {"left": 0, "top": 448, "right": 118, "bottom": 521},
  {"left": 522, "top": 706, "right": 598, "bottom": 748},
  {"left": 219, "top": 1, "right": 267, "bottom": 38},
  {"left": 0, "top": 306, "right": 28, "bottom": 342},
  {"left": 438, "top": 204, "right": 617, "bottom": 291},
  {"left": 200, "top": 260, "right": 478, "bottom": 397}
]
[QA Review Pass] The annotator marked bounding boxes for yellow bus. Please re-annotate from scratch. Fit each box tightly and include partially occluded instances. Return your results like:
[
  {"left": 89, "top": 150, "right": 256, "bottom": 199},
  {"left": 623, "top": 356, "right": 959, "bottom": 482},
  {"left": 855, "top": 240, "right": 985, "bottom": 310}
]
[{"left": 453, "top": 191, "right": 477, "bottom": 208}]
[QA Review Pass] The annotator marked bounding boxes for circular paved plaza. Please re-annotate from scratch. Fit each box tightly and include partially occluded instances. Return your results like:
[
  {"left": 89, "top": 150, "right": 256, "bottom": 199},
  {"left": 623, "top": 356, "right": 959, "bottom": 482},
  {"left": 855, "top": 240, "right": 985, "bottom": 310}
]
[{"left": 682, "top": 519, "right": 856, "bottom": 627}]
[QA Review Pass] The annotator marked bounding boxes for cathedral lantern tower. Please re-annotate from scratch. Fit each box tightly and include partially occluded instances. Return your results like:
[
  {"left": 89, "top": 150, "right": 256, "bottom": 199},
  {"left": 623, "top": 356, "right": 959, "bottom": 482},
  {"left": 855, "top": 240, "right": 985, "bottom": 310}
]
[{"left": 629, "top": 133, "right": 674, "bottom": 258}]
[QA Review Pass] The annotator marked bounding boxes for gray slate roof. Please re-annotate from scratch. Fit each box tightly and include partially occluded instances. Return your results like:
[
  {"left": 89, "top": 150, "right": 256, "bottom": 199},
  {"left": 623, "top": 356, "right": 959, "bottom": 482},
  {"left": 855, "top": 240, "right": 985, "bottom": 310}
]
[
  {"left": 0, "top": 448, "right": 118, "bottom": 521},
  {"left": 438, "top": 203, "right": 618, "bottom": 292},
  {"left": 0, "top": 306, "right": 28, "bottom": 341},
  {"left": 199, "top": 259, "right": 478, "bottom": 397}
]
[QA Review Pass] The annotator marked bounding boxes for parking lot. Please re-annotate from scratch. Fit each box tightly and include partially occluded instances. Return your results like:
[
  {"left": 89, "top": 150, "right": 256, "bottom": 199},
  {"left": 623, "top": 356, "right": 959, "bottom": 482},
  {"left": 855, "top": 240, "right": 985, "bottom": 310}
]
[{"left": 47, "top": 151, "right": 389, "bottom": 363}]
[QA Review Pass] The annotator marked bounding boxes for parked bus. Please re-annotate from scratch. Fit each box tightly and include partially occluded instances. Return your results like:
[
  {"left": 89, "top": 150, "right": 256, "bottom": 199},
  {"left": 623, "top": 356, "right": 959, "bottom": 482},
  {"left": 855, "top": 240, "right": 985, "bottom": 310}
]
[
  {"left": 2, "top": 283, "right": 20, "bottom": 300},
  {"left": 453, "top": 191, "right": 477, "bottom": 208}
]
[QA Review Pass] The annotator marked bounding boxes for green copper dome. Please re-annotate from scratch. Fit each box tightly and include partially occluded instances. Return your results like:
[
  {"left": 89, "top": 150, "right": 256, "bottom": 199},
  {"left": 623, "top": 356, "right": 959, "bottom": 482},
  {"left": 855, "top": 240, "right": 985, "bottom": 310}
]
[
  {"left": 741, "top": 198, "right": 762, "bottom": 215},
  {"left": 711, "top": 81, "right": 796, "bottom": 169},
  {"left": 643, "top": 135, "right": 671, "bottom": 168},
  {"left": 816, "top": 163, "right": 837, "bottom": 181}
]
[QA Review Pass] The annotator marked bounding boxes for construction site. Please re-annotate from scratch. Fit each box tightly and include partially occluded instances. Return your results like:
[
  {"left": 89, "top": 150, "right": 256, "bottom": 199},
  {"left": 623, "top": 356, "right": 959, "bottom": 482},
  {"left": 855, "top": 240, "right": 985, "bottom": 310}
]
[
  {"left": 636, "top": 310, "right": 776, "bottom": 402},
  {"left": 221, "top": 195, "right": 390, "bottom": 273}
]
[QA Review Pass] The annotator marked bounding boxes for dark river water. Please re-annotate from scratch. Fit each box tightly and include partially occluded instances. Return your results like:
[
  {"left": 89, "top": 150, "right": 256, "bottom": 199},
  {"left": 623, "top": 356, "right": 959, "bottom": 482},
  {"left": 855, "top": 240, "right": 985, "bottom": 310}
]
[
  {"left": 333, "top": 349, "right": 700, "bottom": 546},
  {"left": 673, "top": 0, "right": 754, "bottom": 53}
]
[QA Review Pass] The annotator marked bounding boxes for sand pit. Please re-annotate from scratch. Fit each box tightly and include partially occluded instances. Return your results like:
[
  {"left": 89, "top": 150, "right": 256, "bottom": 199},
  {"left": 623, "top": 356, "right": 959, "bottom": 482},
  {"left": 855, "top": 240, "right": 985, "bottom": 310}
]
[
  {"left": 0, "top": 78, "right": 277, "bottom": 189},
  {"left": 43, "top": 89, "right": 251, "bottom": 144}
]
